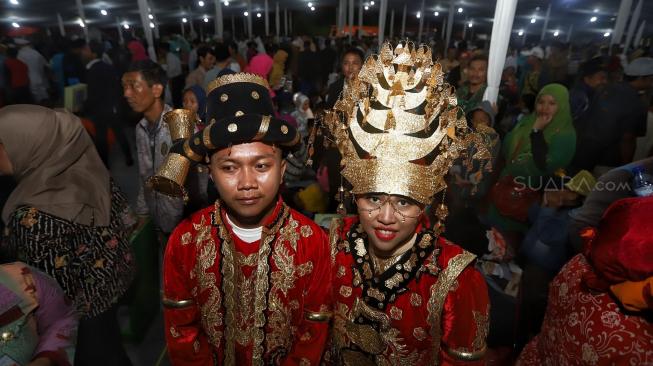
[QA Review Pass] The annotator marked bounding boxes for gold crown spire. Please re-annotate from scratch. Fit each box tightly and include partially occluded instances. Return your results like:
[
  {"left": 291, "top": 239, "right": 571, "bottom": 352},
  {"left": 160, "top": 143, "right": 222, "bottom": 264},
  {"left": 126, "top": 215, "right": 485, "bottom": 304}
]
[{"left": 323, "top": 41, "right": 489, "bottom": 205}]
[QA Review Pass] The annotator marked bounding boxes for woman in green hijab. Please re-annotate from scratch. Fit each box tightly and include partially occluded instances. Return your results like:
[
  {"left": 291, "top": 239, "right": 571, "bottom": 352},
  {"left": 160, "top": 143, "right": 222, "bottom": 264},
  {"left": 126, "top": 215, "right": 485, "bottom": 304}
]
[{"left": 487, "top": 83, "right": 577, "bottom": 232}]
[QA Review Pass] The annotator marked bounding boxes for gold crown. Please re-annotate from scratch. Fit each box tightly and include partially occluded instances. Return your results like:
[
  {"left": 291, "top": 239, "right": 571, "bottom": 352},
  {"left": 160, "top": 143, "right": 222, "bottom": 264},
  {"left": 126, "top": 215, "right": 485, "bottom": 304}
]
[{"left": 323, "top": 42, "right": 489, "bottom": 205}]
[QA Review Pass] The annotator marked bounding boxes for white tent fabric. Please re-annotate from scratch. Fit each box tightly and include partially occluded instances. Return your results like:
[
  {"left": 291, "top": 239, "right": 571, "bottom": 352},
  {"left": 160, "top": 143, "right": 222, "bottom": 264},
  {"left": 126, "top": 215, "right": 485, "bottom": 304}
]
[
  {"left": 214, "top": 0, "right": 223, "bottom": 39},
  {"left": 624, "top": 0, "right": 642, "bottom": 51},
  {"left": 276, "top": 2, "right": 280, "bottom": 37},
  {"left": 389, "top": 9, "right": 395, "bottom": 39},
  {"left": 445, "top": 0, "right": 454, "bottom": 56},
  {"left": 137, "top": 0, "right": 156, "bottom": 61},
  {"left": 540, "top": 3, "right": 551, "bottom": 42},
  {"left": 611, "top": 0, "right": 633, "bottom": 46},
  {"left": 75, "top": 0, "right": 89, "bottom": 41},
  {"left": 264, "top": 0, "right": 269, "bottom": 36},
  {"left": 116, "top": 18, "right": 124, "bottom": 44},
  {"left": 57, "top": 13, "right": 65, "bottom": 37},
  {"left": 417, "top": 0, "right": 425, "bottom": 43},
  {"left": 378, "top": 0, "right": 388, "bottom": 45},
  {"left": 634, "top": 20, "right": 646, "bottom": 48},
  {"left": 401, "top": 3, "right": 406, "bottom": 37},
  {"left": 483, "top": 0, "right": 518, "bottom": 104},
  {"left": 247, "top": 0, "right": 253, "bottom": 37},
  {"left": 566, "top": 24, "right": 573, "bottom": 43}
]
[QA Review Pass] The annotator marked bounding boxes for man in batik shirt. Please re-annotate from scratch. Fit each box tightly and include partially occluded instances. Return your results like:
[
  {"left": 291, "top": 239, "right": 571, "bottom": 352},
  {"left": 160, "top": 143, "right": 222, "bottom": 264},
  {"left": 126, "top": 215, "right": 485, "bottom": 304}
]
[
  {"left": 158, "top": 73, "right": 332, "bottom": 365},
  {"left": 323, "top": 42, "right": 490, "bottom": 365}
]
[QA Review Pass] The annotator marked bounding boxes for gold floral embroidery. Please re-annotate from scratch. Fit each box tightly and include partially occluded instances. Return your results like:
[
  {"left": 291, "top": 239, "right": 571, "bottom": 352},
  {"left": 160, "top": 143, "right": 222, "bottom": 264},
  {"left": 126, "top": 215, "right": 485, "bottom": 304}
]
[
  {"left": 340, "top": 285, "right": 353, "bottom": 298},
  {"left": 55, "top": 255, "right": 68, "bottom": 269},
  {"left": 329, "top": 218, "right": 343, "bottom": 263},
  {"left": 389, "top": 306, "right": 403, "bottom": 320},
  {"left": 265, "top": 291, "right": 296, "bottom": 354},
  {"left": 367, "top": 287, "right": 385, "bottom": 302},
  {"left": 337, "top": 265, "right": 347, "bottom": 278},
  {"left": 278, "top": 217, "right": 300, "bottom": 250},
  {"left": 194, "top": 210, "right": 224, "bottom": 353},
  {"left": 181, "top": 232, "right": 192, "bottom": 245},
  {"left": 354, "top": 238, "right": 367, "bottom": 257},
  {"left": 193, "top": 339, "right": 200, "bottom": 353},
  {"left": 471, "top": 305, "right": 490, "bottom": 352},
  {"left": 385, "top": 272, "right": 404, "bottom": 289},
  {"left": 271, "top": 244, "right": 314, "bottom": 296},
  {"left": 19, "top": 208, "right": 38, "bottom": 228},
  {"left": 300, "top": 225, "right": 313, "bottom": 238},
  {"left": 236, "top": 252, "right": 259, "bottom": 267},
  {"left": 426, "top": 251, "right": 476, "bottom": 365},
  {"left": 170, "top": 326, "right": 181, "bottom": 338},
  {"left": 300, "top": 331, "right": 312, "bottom": 341},
  {"left": 413, "top": 327, "right": 427, "bottom": 341},
  {"left": 410, "top": 293, "right": 423, "bottom": 307}
]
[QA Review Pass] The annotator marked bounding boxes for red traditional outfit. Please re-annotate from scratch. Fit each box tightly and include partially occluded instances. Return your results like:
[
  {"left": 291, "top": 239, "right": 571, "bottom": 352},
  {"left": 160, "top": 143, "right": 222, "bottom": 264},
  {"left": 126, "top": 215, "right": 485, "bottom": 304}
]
[
  {"left": 163, "top": 198, "right": 332, "bottom": 365},
  {"left": 518, "top": 196, "right": 653, "bottom": 365},
  {"left": 327, "top": 216, "right": 489, "bottom": 365},
  {"left": 319, "top": 42, "right": 493, "bottom": 365}
]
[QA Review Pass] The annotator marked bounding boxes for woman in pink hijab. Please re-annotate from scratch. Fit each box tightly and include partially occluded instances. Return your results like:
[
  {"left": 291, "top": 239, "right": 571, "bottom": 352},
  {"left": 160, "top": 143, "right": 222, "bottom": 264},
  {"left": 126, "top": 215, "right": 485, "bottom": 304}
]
[{"left": 245, "top": 53, "right": 275, "bottom": 98}]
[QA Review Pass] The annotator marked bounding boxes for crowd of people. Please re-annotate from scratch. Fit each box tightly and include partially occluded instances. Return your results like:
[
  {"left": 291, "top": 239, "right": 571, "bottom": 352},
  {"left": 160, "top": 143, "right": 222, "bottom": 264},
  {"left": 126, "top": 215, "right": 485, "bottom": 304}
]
[{"left": 0, "top": 24, "right": 652, "bottom": 366}]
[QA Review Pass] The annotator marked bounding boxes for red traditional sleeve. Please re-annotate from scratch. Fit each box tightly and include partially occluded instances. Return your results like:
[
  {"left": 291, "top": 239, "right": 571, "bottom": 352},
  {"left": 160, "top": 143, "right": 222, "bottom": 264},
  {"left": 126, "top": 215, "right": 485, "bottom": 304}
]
[
  {"left": 439, "top": 265, "right": 490, "bottom": 366},
  {"left": 281, "top": 226, "right": 333, "bottom": 366},
  {"left": 163, "top": 222, "right": 214, "bottom": 366}
]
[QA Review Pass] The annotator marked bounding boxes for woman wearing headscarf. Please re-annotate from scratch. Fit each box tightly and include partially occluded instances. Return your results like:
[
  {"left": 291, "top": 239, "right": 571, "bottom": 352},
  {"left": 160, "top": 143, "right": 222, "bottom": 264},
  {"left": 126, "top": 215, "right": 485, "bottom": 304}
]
[
  {"left": 290, "top": 92, "right": 313, "bottom": 139},
  {"left": 517, "top": 196, "right": 653, "bottom": 365},
  {"left": 488, "top": 84, "right": 576, "bottom": 233},
  {"left": 0, "top": 105, "right": 135, "bottom": 365},
  {"left": 182, "top": 84, "right": 207, "bottom": 128}
]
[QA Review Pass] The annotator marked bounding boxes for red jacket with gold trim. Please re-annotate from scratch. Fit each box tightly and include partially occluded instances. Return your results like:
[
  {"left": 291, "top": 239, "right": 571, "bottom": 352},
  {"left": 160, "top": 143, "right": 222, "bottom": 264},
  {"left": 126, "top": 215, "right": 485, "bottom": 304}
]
[
  {"left": 327, "top": 216, "right": 490, "bottom": 365},
  {"left": 162, "top": 198, "right": 332, "bottom": 366}
]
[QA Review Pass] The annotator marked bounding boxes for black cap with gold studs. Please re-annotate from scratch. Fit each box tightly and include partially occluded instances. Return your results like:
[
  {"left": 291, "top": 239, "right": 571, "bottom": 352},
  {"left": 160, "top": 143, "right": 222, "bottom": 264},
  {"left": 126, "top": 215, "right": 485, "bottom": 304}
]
[
  {"left": 148, "top": 73, "right": 300, "bottom": 198},
  {"left": 181, "top": 72, "right": 300, "bottom": 164}
]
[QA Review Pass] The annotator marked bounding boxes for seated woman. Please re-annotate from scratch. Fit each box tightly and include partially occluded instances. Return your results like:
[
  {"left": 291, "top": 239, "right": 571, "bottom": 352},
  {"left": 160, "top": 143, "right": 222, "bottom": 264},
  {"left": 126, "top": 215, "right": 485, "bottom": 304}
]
[
  {"left": 0, "top": 249, "right": 77, "bottom": 366},
  {"left": 487, "top": 84, "right": 576, "bottom": 234},
  {"left": 517, "top": 196, "right": 653, "bottom": 365},
  {"left": 0, "top": 105, "right": 135, "bottom": 365}
]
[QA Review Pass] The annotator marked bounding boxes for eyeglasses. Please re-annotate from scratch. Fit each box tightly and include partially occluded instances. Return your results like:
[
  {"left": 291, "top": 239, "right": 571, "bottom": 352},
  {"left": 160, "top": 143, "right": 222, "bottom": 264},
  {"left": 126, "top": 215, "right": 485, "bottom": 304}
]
[{"left": 356, "top": 194, "right": 423, "bottom": 222}]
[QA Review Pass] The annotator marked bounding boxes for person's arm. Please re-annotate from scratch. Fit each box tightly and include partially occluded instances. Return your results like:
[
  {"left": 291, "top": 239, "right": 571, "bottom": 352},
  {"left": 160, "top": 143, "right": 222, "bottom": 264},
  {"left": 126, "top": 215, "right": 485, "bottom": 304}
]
[
  {"left": 620, "top": 132, "right": 637, "bottom": 165},
  {"left": 280, "top": 226, "right": 332, "bottom": 365},
  {"left": 438, "top": 263, "right": 490, "bottom": 365},
  {"left": 30, "top": 268, "right": 78, "bottom": 366},
  {"left": 163, "top": 224, "right": 214, "bottom": 365}
]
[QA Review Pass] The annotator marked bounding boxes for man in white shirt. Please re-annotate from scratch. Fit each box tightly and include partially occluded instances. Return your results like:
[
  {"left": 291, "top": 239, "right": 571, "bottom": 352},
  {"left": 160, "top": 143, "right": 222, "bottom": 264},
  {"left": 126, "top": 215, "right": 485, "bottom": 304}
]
[
  {"left": 15, "top": 38, "right": 50, "bottom": 103},
  {"left": 158, "top": 42, "right": 183, "bottom": 107},
  {"left": 184, "top": 46, "right": 215, "bottom": 89}
]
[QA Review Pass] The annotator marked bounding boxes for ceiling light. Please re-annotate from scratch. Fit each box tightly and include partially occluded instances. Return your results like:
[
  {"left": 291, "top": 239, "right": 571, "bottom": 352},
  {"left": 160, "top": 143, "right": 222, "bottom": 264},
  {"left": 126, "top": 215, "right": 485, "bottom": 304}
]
[
  {"left": 182, "top": 17, "right": 188, "bottom": 23},
  {"left": 244, "top": 11, "right": 249, "bottom": 16},
  {"left": 416, "top": 11, "right": 421, "bottom": 19},
  {"left": 553, "top": 30, "right": 559, "bottom": 37},
  {"left": 100, "top": 9, "right": 108, "bottom": 16},
  {"left": 468, "top": 22, "right": 473, "bottom": 28},
  {"left": 204, "top": 16, "right": 209, "bottom": 22},
  {"left": 593, "top": 8, "right": 599, "bottom": 13},
  {"left": 434, "top": 11, "right": 439, "bottom": 16},
  {"left": 307, "top": 2, "right": 312, "bottom": 6},
  {"left": 198, "top": 0, "right": 205, "bottom": 6},
  {"left": 11, "top": 22, "right": 19, "bottom": 28},
  {"left": 364, "top": 5, "right": 368, "bottom": 10},
  {"left": 530, "top": 17, "right": 536, "bottom": 24},
  {"left": 311, "top": 6, "right": 315, "bottom": 11},
  {"left": 603, "top": 32, "right": 610, "bottom": 37},
  {"left": 149, "top": 22, "right": 155, "bottom": 28},
  {"left": 148, "top": 14, "right": 153, "bottom": 19},
  {"left": 518, "top": 30, "right": 524, "bottom": 36},
  {"left": 224, "top": 0, "right": 229, "bottom": 5},
  {"left": 370, "top": 1, "right": 374, "bottom": 5},
  {"left": 457, "top": 7, "right": 463, "bottom": 13},
  {"left": 123, "top": 22, "right": 130, "bottom": 29},
  {"left": 257, "top": 12, "right": 262, "bottom": 17},
  {"left": 590, "top": 16, "right": 597, "bottom": 22},
  {"left": 9, "top": 0, "right": 18, "bottom": 4}
]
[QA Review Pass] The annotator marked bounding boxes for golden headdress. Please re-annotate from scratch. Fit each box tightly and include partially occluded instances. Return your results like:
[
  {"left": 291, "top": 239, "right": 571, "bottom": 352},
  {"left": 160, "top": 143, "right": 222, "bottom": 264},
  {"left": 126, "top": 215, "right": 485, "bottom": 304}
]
[{"left": 323, "top": 41, "right": 489, "bottom": 206}]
